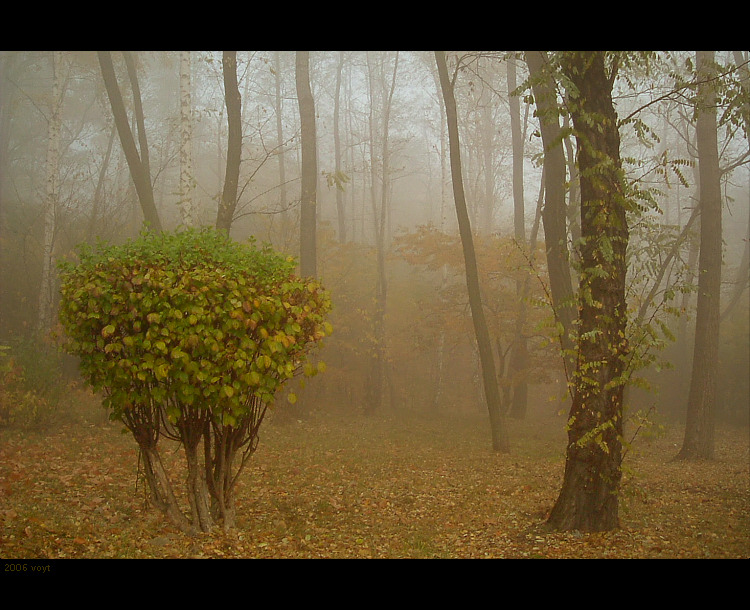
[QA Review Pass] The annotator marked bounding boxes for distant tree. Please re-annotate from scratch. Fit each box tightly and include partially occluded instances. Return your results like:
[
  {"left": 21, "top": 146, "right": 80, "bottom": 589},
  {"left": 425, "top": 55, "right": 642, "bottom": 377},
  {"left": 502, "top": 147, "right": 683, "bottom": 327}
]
[
  {"left": 435, "top": 50, "right": 509, "bottom": 452},
  {"left": 363, "top": 51, "right": 399, "bottom": 414},
  {"left": 333, "top": 51, "right": 347, "bottom": 243},
  {"left": 273, "top": 51, "right": 290, "bottom": 239},
  {"left": 296, "top": 51, "right": 318, "bottom": 278},
  {"left": 37, "top": 51, "right": 63, "bottom": 336},
  {"left": 720, "top": 50, "right": 750, "bottom": 323},
  {"left": 525, "top": 51, "right": 577, "bottom": 380},
  {"left": 97, "top": 51, "right": 162, "bottom": 232},
  {"left": 506, "top": 53, "right": 530, "bottom": 418},
  {"left": 546, "top": 51, "right": 630, "bottom": 531},
  {"left": 676, "top": 51, "right": 724, "bottom": 460},
  {"left": 215, "top": 51, "right": 242, "bottom": 232},
  {"left": 58, "top": 227, "right": 332, "bottom": 533},
  {"left": 178, "top": 51, "right": 194, "bottom": 227}
]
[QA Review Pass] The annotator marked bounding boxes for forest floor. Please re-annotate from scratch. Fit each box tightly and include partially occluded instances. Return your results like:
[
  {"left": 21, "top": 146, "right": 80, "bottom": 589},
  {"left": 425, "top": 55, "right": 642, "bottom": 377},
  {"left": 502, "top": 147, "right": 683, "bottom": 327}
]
[{"left": 1, "top": 390, "right": 748, "bottom": 560}]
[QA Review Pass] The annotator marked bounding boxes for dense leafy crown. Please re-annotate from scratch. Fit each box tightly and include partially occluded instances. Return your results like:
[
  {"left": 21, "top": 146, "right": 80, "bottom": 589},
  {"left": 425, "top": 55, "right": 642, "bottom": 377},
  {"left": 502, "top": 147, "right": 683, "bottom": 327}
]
[{"left": 58, "top": 228, "right": 332, "bottom": 425}]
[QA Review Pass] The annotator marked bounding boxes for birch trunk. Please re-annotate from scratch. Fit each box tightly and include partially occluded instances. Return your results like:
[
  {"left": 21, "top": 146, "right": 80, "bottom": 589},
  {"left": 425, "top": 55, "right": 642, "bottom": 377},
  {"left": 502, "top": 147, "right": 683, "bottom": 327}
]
[
  {"left": 37, "top": 51, "right": 63, "bottom": 336},
  {"left": 179, "top": 51, "right": 194, "bottom": 227}
]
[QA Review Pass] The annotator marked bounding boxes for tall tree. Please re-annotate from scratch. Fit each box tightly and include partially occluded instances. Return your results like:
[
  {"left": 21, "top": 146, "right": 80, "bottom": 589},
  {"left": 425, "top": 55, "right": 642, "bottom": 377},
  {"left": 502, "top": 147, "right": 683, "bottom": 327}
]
[
  {"left": 333, "top": 51, "right": 347, "bottom": 242},
  {"left": 363, "top": 51, "right": 400, "bottom": 414},
  {"left": 720, "top": 50, "right": 750, "bottom": 323},
  {"left": 37, "top": 51, "right": 63, "bottom": 335},
  {"left": 546, "top": 51, "right": 629, "bottom": 531},
  {"left": 122, "top": 52, "right": 151, "bottom": 189},
  {"left": 97, "top": 51, "right": 162, "bottom": 232},
  {"left": 295, "top": 51, "right": 317, "bottom": 278},
  {"left": 215, "top": 51, "right": 242, "bottom": 232},
  {"left": 179, "top": 51, "right": 194, "bottom": 227},
  {"left": 274, "top": 51, "right": 289, "bottom": 240},
  {"left": 676, "top": 51, "right": 723, "bottom": 460},
  {"left": 525, "top": 51, "right": 577, "bottom": 380},
  {"left": 506, "top": 53, "right": 530, "bottom": 418},
  {"left": 435, "top": 51, "right": 509, "bottom": 452}
]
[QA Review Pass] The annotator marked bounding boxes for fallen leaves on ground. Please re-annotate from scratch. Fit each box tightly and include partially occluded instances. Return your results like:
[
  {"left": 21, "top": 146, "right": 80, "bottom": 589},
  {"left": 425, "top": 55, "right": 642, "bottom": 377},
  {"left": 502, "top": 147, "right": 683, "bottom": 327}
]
[{"left": 1, "top": 406, "right": 747, "bottom": 559}]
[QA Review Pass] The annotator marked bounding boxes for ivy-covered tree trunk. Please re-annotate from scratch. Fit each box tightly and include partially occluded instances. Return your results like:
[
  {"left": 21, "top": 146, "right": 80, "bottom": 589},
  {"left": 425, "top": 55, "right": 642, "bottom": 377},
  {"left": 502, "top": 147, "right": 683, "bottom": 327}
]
[
  {"left": 547, "top": 52, "right": 629, "bottom": 532},
  {"left": 676, "top": 51, "right": 723, "bottom": 461},
  {"left": 435, "top": 51, "right": 509, "bottom": 453}
]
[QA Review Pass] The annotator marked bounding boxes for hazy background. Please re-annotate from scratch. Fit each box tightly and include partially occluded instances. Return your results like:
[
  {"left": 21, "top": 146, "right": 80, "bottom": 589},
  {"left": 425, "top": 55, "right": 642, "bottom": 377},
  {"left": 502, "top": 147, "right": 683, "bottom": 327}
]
[{"left": 1, "top": 50, "right": 747, "bottom": 427}]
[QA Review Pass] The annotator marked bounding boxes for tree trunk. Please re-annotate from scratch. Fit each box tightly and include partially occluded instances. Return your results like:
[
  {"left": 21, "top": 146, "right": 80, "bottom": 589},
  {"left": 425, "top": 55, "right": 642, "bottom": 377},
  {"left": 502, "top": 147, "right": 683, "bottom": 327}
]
[
  {"left": 97, "top": 51, "right": 162, "bottom": 232},
  {"left": 122, "top": 52, "right": 151, "bottom": 189},
  {"left": 274, "top": 52, "right": 289, "bottom": 240},
  {"left": 507, "top": 53, "right": 530, "bottom": 419},
  {"left": 215, "top": 51, "right": 242, "bottom": 232},
  {"left": 296, "top": 51, "right": 317, "bottom": 278},
  {"left": 179, "top": 51, "right": 194, "bottom": 227},
  {"left": 86, "top": 123, "right": 116, "bottom": 243},
  {"left": 547, "top": 52, "right": 628, "bottom": 532},
  {"left": 435, "top": 51, "right": 509, "bottom": 453},
  {"left": 37, "top": 51, "right": 62, "bottom": 336},
  {"left": 525, "top": 51, "right": 576, "bottom": 380},
  {"left": 334, "top": 51, "right": 346, "bottom": 242},
  {"left": 676, "top": 50, "right": 723, "bottom": 461}
]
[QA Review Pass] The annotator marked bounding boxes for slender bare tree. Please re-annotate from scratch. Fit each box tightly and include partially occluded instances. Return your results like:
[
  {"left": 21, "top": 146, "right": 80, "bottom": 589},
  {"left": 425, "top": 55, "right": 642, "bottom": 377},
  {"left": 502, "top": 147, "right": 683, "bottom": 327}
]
[
  {"left": 435, "top": 51, "right": 509, "bottom": 452},
  {"left": 295, "top": 51, "right": 318, "bottom": 278},
  {"left": 676, "top": 50, "right": 723, "bottom": 460},
  {"left": 215, "top": 51, "right": 242, "bottom": 232},
  {"left": 97, "top": 51, "right": 162, "bottom": 232}
]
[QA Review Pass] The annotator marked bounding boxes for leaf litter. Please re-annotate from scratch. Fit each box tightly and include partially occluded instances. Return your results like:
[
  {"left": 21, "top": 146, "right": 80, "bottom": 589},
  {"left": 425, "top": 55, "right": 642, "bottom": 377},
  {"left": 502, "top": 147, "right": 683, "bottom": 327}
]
[{"left": 1, "top": 404, "right": 747, "bottom": 559}]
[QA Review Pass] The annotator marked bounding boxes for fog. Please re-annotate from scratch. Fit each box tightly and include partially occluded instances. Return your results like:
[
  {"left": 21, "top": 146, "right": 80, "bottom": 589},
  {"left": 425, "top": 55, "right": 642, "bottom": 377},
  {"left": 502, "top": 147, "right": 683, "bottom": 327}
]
[{"left": 1, "top": 50, "right": 748, "bottom": 429}]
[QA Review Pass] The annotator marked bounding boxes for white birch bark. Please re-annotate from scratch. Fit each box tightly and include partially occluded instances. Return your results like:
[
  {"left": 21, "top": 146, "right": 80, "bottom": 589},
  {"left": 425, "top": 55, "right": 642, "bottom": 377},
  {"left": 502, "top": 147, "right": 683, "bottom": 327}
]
[{"left": 179, "top": 51, "right": 194, "bottom": 226}]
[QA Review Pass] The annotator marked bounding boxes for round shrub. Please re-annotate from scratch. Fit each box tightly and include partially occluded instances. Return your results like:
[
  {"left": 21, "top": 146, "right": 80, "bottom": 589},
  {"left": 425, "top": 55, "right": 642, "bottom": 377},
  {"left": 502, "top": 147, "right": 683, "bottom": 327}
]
[{"left": 57, "top": 227, "right": 332, "bottom": 532}]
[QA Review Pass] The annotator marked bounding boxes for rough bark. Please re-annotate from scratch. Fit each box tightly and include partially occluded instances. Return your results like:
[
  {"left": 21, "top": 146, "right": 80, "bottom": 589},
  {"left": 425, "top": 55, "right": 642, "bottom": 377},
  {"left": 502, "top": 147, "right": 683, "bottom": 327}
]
[
  {"left": 547, "top": 52, "right": 628, "bottom": 532},
  {"left": 436, "top": 51, "right": 509, "bottom": 452}
]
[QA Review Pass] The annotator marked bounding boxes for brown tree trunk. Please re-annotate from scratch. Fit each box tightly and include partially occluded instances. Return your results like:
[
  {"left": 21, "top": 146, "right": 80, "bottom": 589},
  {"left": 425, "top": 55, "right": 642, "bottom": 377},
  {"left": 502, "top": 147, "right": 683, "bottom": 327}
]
[
  {"left": 97, "top": 51, "right": 162, "bottom": 232},
  {"left": 547, "top": 52, "right": 628, "bottom": 532},
  {"left": 334, "top": 51, "right": 346, "bottom": 242},
  {"left": 215, "top": 51, "right": 242, "bottom": 232},
  {"left": 525, "top": 51, "right": 576, "bottom": 379},
  {"left": 676, "top": 51, "right": 723, "bottom": 461},
  {"left": 296, "top": 51, "right": 317, "bottom": 278},
  {"left": 436, "top": 51, "right": 509, "bottom": 452},
  {"left": 507, "top": 53, "right": 529, "bottom": 419}
]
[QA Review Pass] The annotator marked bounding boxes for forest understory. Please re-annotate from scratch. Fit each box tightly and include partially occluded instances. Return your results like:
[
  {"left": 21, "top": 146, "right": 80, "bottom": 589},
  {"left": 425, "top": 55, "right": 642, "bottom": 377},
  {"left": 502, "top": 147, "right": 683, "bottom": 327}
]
[{"left": 1, "top": 388, "right": 748, "bottom": 560}]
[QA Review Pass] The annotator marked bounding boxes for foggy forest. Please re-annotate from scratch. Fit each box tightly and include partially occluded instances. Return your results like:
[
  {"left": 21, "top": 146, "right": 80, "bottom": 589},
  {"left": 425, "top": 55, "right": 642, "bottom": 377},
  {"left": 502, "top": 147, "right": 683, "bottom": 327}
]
[{"left": 0, "top": 50, "right": 748, "bottom": 560}]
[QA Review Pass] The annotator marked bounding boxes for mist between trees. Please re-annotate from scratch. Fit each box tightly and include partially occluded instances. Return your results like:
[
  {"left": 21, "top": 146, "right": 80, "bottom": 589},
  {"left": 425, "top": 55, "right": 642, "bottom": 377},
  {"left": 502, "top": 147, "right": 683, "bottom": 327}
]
[{"left": 0, "top": 51, "right": 747, "bottom": 533}]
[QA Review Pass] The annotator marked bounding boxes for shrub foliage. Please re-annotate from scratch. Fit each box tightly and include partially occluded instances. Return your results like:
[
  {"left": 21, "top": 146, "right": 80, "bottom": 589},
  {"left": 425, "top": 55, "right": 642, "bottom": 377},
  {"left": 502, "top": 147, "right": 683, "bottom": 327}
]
[{"left": 58, "top": 228, "right": 332, "bottom": 532}]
